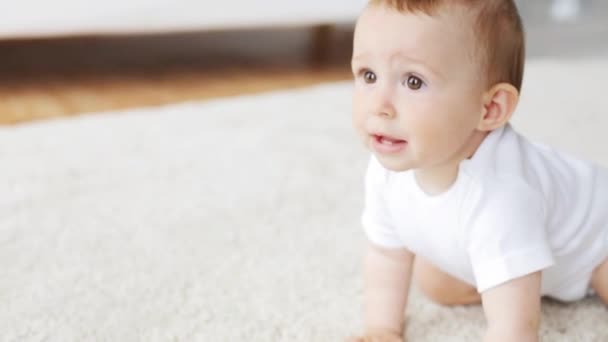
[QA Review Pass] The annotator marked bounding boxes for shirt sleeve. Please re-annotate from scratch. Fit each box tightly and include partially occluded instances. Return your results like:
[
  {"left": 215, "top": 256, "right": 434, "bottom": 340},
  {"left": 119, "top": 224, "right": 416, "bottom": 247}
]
[
  {"left": 361, "top": 156, "right": 406, "bottom": 248},
  {"left": 465, "top": 179, "right": 555, "bottom": 293}
]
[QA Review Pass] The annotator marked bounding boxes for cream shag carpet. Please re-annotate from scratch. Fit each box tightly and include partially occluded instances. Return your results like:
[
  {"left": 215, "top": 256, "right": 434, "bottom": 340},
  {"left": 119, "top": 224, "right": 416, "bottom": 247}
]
[{"left": 1, "top": 59, "right": 607, "bottom": 341}]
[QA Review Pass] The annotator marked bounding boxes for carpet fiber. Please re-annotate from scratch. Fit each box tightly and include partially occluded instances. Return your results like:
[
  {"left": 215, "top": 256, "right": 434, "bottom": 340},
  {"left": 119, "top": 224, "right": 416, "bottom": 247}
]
[{"left": 1, "top": 59, "right": 607, "bottom": 341}]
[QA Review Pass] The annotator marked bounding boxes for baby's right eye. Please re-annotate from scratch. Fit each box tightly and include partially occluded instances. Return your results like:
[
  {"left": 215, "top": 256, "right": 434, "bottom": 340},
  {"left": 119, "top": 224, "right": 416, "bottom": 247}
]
[{"left": 363, "top": 71, "right": 377, "bottom": 84}]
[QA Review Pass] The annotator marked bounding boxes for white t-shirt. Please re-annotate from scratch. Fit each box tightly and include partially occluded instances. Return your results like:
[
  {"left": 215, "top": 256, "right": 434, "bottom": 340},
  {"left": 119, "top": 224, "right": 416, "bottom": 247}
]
[{"left": 362, "top": 123, "right": 608, "bottom": 301}]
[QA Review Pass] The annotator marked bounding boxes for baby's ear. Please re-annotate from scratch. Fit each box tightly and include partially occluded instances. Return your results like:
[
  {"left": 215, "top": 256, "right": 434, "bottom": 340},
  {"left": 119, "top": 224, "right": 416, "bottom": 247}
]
[{"left": 477, "top": 83, "right": 520, "bottom": 132}]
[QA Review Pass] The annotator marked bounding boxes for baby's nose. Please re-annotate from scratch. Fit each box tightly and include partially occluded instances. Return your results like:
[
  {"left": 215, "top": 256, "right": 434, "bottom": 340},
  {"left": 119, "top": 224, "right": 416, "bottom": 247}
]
[
  {"left": 373, "top": 97, "right": 397, "bottom": 119},
  {"left": 371, "top": 86, "right": 397, "bottom": 118}
]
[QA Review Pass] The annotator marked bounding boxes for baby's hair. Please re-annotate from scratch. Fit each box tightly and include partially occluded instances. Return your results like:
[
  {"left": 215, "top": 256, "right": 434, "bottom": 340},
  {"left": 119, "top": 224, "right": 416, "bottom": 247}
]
[{"left": 368, "top": 0, "right": 525, "bottom": 91}]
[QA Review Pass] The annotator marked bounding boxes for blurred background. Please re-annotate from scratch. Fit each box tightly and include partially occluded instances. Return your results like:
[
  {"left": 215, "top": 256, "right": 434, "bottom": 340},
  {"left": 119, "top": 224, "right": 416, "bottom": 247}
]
[{"left": 0, "top": 0, "right": 606, "bottom": 125}]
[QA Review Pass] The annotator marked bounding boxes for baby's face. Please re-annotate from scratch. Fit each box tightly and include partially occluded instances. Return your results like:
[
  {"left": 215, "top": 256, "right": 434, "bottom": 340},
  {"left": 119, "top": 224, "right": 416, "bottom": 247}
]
[{"left": 352, "top": 5, "right": 486, "bottom": 172}]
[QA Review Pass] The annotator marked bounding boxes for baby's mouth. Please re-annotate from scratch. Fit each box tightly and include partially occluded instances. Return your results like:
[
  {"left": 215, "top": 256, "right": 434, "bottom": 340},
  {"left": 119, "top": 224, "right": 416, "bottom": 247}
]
[
  {"left": 374, "top": 134, "right": 407, "bottom": 145},
  {"left": 371, "top": 134, "right": 408, "bottom": 153}
]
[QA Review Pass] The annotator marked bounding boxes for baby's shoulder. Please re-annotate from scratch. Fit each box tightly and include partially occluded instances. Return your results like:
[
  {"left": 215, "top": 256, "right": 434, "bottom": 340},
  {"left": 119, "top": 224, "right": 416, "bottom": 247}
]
[
  {"left": 461, "top": 173, "right": 547, "bottom": 226},
  {"left": 466, "top": 171, "right": 543, "bottom": 203}
]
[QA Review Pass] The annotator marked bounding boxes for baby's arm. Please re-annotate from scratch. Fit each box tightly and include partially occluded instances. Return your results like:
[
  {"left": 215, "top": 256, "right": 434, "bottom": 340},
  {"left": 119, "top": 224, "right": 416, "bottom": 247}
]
[
  {"left": 481, "top": 271, "right": 542, "bottom": 342},
  {"left": 360, "top": 241, "right": 415, "bottom": 338}
]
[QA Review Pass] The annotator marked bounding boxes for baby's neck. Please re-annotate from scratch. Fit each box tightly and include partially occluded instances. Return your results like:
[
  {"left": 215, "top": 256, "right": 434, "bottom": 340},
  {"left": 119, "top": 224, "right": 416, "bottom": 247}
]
[{"left": 414, "top": 130, "right": 489, "bottom": 196}]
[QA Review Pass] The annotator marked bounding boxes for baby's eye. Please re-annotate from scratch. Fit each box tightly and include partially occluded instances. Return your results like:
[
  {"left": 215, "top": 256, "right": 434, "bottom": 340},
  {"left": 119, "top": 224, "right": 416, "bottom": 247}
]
[
  {"left": 406, "top": 75, "right": 424, "bottom": 90},
  {"left": 363, "top": 71, "right": 377, "bottom": 84}
]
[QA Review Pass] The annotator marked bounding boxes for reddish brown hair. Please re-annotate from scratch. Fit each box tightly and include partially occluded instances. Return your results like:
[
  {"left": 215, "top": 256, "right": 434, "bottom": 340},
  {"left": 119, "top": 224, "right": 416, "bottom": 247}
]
[{"left": 368, "top": 0, "right": 526, "bottom": 91}]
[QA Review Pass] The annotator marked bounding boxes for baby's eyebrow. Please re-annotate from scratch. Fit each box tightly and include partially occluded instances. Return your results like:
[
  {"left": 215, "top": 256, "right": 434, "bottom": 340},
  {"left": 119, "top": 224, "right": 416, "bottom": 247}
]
[
  {"left": 351, "top": 53, "right": 370, "bottom": 64},
  {"left": 351, "top": 51, "right": 444, "bottom": 80},
  {"left": 391, "top": 52, "right": 444, "bottom": 80}
]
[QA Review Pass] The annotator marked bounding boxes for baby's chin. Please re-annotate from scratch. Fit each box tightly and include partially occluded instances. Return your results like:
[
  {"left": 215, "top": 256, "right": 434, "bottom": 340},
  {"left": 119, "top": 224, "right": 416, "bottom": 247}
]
[{"left": 373, "top": 152, "right": 415, "bottom": 172}]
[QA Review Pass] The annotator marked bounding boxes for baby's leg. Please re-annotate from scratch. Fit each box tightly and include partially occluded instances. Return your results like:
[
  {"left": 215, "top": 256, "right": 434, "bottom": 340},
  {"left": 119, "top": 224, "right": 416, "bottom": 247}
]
[
  {"left": 413, "top": 256, "right": 481, "bottom": 306},
  {"left": 591, "top": 257, "right": 608, "bottom": 304}
]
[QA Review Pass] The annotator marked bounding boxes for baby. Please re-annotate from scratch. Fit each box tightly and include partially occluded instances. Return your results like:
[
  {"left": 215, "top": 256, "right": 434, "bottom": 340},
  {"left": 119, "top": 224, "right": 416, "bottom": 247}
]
[{"left": 347, "top": 0, "right": 608, "bottom": 341}]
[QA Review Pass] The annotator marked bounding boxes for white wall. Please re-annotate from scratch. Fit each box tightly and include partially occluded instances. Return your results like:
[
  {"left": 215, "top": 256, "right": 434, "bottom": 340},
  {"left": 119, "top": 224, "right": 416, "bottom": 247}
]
[{"left": 0, "top": 0, "right": 368, "bottom": 38}]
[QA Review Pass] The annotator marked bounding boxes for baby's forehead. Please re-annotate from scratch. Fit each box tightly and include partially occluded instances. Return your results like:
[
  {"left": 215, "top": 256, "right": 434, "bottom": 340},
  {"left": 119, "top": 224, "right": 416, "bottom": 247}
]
[
  {"left": 354, "top": 6, "right": 480, "bottom": 69},
  {"left": 361, "top": 1, "right": 479, "bottom": 28},
  {"left": 358, "top": 5, "right": 478, "bottom": 48},
  {"left": 356, "top": 1, "right": 526, "bottom": 91}
]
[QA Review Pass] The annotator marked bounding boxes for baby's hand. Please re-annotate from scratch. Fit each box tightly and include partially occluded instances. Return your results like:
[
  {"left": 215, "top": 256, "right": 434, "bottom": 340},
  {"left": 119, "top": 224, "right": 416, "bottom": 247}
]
[{"left": 346, "top": 330, "right": 404, "bottom": 342}]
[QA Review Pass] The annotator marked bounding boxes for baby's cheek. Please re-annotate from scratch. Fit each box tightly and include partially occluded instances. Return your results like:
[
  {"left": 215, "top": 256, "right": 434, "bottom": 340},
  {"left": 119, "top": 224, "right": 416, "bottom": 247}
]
[
  {"left": 355, "top": 124, "right": 369, "bottom": 146},
  {"left": 351, "top": 109, "right": 366, "bottom": 132},
  {"left": 411, "top": 128, "right": 441, "bottom": 158}
]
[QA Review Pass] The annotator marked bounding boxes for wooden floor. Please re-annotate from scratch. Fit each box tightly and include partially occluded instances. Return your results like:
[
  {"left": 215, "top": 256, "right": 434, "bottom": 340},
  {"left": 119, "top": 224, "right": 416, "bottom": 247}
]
[{"left": 0, "top": 26, "right": 354, "bottom": 125}]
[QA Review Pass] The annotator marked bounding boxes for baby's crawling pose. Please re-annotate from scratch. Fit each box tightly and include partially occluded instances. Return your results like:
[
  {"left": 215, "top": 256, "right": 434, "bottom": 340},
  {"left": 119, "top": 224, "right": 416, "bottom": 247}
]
[{"left": 347, "top": 1, "right": 608, "bottom": 341}]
